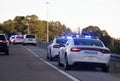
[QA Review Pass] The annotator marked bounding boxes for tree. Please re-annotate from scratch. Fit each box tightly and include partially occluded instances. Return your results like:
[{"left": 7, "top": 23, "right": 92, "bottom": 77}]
[
  {"left": 0, "top": 23, "right": 4, "bottom": 33},
  {"left": 49, "top": 21, "right": 67, "bottom": 41},
  {"left": 81, "top": 25, "right": 120, "bottom": 53},
  {"left": 1, "top": 14, "right": 68, "bottom": 42},
  {"left": 2, "top": 19, "right": 16, "bottom": 36},
  {"left": 82, "top": 25, "right": 103, "bottom": 38}
]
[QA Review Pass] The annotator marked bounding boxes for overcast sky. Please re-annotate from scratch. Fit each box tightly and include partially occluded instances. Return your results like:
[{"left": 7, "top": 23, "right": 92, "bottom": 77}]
[{"left": 0, "top": 0, "right": 120, "bottom": 38}]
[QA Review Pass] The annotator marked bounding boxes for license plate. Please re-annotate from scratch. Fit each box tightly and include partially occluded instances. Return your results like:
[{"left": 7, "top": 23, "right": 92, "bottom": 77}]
[
  {"left": 29, "top": 39, "right": 33, "bottom": 41},
  {"left": 84, "top": 51, "right": 97, "bottom": 55}
]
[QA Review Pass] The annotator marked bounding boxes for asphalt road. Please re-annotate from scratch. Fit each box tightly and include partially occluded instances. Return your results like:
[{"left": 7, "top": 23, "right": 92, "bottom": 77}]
[{"left": 0, "top": 45, "right": 74, "bottom": 81}]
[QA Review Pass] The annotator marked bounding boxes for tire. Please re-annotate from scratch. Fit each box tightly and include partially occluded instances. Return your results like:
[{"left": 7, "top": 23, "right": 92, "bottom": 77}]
[
  {"left": 13, "top": 43, "right": 16, "bottom": 45},
  {"left": 47, "top": 51, "right": 49, "bottom": 59},
  {"left": 23, "top": 43, "right": 26, "bottom": 46},
  {"left": 48, "top": 50, "right": 53, "bottom": 61},
  {"left": 5, "top": 51, "right": 9, "bottom": 55},
  {"left": 101, "top": 65, "right": 109, "bottom": 72},
  {"left": 58, "top": 54, "right": 63, "bottom": 67},
  {"left": 34, "top": 44, "right": 37, "bottom": 46},
  {"left": 64, "top": 55, "right": 71, "bottom": 70},
  {"left": 49, "top": 55, "right": 53, "bottom": 61}
]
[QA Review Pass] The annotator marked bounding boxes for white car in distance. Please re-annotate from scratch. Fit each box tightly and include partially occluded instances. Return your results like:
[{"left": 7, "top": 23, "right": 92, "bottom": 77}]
[
  {"left": 58, "top": 37, "right": 111, "bottom": 72},
  {"left": 23, "top": 34, "right": 37, "bottom": 46}
]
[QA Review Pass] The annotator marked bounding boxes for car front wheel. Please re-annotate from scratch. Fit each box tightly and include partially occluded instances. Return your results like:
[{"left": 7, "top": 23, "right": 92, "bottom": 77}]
[
  {"left": 58, "top": 54, "right": 63, "bottom": 67},
  {"left": 64, "top": 55, "right": 71, "bottom": 70}
]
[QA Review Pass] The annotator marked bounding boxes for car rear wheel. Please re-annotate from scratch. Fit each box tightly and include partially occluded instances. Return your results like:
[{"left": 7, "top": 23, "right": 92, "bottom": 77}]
[
  {"left": 5, "top": 51, "right": 9, "bottom": 55},
  {"left": 101, "top": 65, "right": 109, "bottom": 72},
  {"left": 49, "top": 55, "right": 53, "bottom": 61},
  {"left": 48, "top": 50, "right": 53, "bottom": 61},
  {"left": 23, "top": 43, "right": 26, "bottom": 46},
  {"left": 47, "top": 52, "right": 49, "bottom": 59}
]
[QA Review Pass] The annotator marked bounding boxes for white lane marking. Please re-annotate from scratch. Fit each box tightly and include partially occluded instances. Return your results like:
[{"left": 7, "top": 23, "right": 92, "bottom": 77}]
[{"left": 26, "top": 48, "right": 80, "bottom": 81}]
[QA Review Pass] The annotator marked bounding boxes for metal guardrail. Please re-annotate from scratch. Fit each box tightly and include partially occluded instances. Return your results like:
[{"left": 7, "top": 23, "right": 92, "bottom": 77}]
[
  {"left": 37, "top": 40, "right": 50, "bottom": 48},
  {"left": 110, "top": 54, "right": 120, "bottom": 62},
  {"left": 110, "top": 54, "right": 120, "bottom": 72}
]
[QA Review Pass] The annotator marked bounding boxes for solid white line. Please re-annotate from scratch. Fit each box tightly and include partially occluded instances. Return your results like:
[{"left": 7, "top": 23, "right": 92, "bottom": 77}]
[{"left": 26, "top": 48, "right": 80, "bottom": 81}]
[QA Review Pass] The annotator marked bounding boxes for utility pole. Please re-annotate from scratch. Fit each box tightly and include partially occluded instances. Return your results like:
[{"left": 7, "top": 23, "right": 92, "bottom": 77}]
[{"left": 46, "top": 1, "right": 49, "bottom": 42}]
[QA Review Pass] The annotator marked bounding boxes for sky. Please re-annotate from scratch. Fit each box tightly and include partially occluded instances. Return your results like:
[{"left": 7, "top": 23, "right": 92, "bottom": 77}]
[{"left": 0, "top": 0, "right": 120, "bottom": 38}]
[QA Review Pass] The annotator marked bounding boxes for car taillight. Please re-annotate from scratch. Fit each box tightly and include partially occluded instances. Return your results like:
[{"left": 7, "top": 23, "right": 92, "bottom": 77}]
[
  {"left": 53, "top": 45, "right": 60, "bottom": 48},
  {"left": 2, "top": 40, "right": 7, "bottom": 43},
  {"left": 100, "top": 49, "right": 110, "bottom": 53},
  {"left": 71, "top": 47, "right": 81, "bottom": 52},
  {"left": 16, "top": 38, "right": 20, "bottom": 40}
]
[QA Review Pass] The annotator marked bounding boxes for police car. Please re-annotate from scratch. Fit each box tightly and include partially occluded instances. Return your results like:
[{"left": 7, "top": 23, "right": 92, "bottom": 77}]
[
  {"left": 13, "top": 35, "right": 24, "bottom": 44},
  {"left": 58, "top": 36, "right": 111, "bottom": 72},
  {"left": 47, "top": 36, "right": 69, "bottom": 61}
]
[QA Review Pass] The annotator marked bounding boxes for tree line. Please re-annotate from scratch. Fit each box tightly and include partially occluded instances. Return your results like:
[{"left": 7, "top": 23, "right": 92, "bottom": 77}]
[
  {"left": 0, "top": 14, "right": 120, "bottom": 54},
  {"left": 0, "top": 14, "right": 69, "bottom": 41}
]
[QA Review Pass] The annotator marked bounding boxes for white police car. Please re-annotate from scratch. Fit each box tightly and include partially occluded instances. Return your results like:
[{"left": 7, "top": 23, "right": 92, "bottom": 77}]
[
  {"left": 58, "top": 37, "right": 111, "bottom": 72},
  {"left": 47, "top": 36, "right": 69, "bottom": 61},
  {"left": 13, "top": 35, "right": 24, "bottom": 44}
]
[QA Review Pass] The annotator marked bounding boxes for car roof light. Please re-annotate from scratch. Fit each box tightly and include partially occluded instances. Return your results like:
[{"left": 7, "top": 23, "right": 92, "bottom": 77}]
[{"left": 84, "top": 35, "right": 92, "bottom": 38}]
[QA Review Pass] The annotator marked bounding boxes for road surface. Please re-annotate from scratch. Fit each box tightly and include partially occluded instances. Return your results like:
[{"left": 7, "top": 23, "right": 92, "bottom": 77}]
[{"left": 0, "top": 45, "right": 74, "bottom": 81}]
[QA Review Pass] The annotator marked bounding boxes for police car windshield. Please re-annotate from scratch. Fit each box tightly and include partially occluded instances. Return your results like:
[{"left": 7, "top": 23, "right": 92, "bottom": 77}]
[
  {"left": 56, "top": 38, "right": 68, "bottom": 44},
  {"left": 16, "top": 36, "right": 23, "bottom": 38},
  {"left": 74, "top": 39, "right": 103, "bottom": 47}
]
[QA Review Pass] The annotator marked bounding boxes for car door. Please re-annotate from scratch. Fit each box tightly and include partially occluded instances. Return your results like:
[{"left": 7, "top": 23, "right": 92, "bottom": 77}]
[{"left": 60, "top": 40, "right": 70, "bottom": 63}]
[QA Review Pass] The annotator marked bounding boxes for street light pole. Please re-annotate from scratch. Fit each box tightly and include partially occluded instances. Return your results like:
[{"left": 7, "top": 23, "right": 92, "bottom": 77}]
[{"left": 46, "top": 1, "right": 49, "bottom": 42}]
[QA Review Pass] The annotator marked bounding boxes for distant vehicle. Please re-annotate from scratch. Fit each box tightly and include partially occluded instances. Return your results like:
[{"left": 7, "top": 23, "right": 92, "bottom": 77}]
[
  {"left": 13, "top": 35, "right": 24, "bottom": 45},
  {"left": 9, "top": 35, "right": 15, "bottom": 43},
  {"left": 58, "top": 37, "right": 111, "bottom": 72},
  {"left": 0, "top": 34, "right": 9, "bottom": 55},
  {"left": 23, "top": 34, "right": 37, "bottom": 46},
  {"left": 47, "top": 36, "right": 69, "bottom": 61}
]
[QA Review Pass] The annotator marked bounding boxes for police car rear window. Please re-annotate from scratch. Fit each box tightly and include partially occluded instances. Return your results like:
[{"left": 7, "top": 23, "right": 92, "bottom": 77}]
[
  {"left": 56, "top": 38, "right": 68, "bottom": 44},
  {"left": 16, "top": 36, "right": 23, "bottom": 38},
  {"left": 0, "top": 35, "right": 6, "bottom": 40},
  {"left": 74, "top": 39, "right": 103, "bottom": 47}
]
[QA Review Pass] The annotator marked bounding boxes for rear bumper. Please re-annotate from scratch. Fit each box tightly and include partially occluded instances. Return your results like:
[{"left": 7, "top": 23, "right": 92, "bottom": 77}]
[
  {"left": 23, "top": 41, "right": 36, "bottom": 44},
  {"left": 67, "top": 52, "right": 111, "bottom": 66},
  {"left": 72, "top": 61, "right": 108, "bottom": 68}
]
